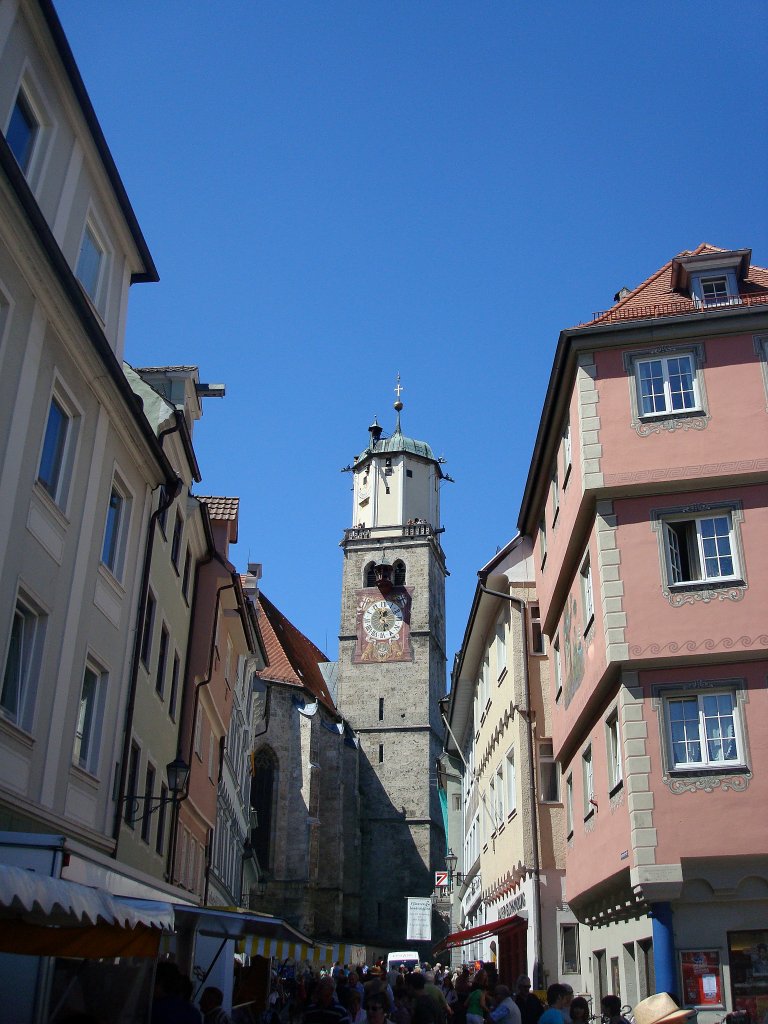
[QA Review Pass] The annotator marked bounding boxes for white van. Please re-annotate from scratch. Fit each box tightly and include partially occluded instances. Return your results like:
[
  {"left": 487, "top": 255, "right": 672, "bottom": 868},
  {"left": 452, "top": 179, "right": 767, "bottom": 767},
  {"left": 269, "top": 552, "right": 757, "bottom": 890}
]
[{"left": 386, "top": 951, "right": 420, "bottom": 974}]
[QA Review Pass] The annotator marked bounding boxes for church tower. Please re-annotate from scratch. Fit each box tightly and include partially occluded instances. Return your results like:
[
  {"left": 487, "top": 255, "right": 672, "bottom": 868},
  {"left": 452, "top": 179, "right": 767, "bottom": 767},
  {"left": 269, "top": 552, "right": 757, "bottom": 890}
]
[{"left": 336, "top": 382, "right": 449, "bottom": 948}]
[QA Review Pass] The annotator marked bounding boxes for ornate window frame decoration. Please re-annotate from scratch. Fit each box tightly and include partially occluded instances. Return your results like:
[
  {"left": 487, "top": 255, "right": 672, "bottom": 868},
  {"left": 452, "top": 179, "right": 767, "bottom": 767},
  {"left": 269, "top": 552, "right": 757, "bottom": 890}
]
[
  {"left": 623, "top": 343, "right": 709, "bottom": 437},
  {"left": 650, "top": 500, "right": 747, "bottom": 607},
  {"left": 651, "top": 678, "right": 752, "bottom": 794}
]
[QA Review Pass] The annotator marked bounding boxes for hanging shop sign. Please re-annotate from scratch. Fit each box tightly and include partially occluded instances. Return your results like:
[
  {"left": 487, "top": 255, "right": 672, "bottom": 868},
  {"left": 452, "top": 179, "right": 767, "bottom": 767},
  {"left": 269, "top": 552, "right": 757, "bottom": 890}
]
[{"left": 406, "top": 897, "right": 432, "bottom": 942}]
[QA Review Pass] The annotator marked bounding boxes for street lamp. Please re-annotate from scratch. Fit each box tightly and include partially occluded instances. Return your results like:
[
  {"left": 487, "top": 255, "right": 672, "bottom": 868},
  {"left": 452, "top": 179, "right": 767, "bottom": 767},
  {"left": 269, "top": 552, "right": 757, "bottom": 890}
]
[{"left": 124, "top": 756, "right": 190, "bottom": 825}]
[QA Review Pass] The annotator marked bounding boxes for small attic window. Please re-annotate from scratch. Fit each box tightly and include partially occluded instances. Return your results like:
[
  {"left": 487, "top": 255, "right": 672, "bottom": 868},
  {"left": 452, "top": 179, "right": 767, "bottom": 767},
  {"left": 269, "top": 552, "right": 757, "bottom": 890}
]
[{"left": 700, "top": 276, "right": 729, "bottom": 305}]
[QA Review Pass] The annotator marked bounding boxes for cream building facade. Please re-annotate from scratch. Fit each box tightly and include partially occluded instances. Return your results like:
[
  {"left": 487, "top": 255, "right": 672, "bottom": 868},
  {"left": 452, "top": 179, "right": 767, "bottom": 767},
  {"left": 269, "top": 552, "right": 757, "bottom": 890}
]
[
  {"left": 443, "top": 537, "right": 581, "bottom": 990},
  {"left": 0, "top": 0, "right": 179, "bottom": 858}
]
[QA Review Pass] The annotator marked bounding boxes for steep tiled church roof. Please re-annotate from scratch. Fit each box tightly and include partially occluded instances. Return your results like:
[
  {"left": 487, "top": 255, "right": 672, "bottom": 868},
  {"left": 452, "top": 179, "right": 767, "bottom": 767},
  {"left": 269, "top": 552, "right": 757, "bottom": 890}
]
[
  {"left": 254, "top": 591, "right": 337, "bottom": 713},
  {"left": 582, "top": 243, "right": 768, "bottom": 327}
]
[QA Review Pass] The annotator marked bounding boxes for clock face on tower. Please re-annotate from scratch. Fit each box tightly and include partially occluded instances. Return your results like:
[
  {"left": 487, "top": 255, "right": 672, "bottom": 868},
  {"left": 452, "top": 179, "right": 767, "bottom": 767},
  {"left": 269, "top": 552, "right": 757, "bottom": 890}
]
[
  {"left": 363, "top": 599, "right": 403, "bottom": 641},
  {"left": 353, "top": 589, "right": 413, "bottom": 663}
]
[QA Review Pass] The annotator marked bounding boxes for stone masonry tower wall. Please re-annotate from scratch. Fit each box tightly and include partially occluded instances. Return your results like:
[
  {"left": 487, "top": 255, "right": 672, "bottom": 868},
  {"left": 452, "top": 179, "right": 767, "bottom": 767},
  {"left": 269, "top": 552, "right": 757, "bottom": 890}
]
[{"left": 336, "top": 409, "right": 448, "bottom": 948}]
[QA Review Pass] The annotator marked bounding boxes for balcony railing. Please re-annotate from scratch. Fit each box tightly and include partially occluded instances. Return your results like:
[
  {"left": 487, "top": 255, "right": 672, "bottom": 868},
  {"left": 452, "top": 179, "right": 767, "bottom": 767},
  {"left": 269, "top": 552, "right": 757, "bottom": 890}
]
[
  {"left": 344, "top": 521, "right": 435, "bottom": 542},
  {"left": 584, "top": 290, "right": 768, "bottom": 326}
]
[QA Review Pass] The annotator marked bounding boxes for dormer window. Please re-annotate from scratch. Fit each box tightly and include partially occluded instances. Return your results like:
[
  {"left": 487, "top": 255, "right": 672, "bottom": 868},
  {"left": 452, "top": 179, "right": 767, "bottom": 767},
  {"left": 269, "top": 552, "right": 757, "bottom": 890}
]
[
  {"left": 700, "top": 276, "right": 729, "bottom": 306},
  {"left": 671, "top": 249, "right": 749, "bottom": 310}
]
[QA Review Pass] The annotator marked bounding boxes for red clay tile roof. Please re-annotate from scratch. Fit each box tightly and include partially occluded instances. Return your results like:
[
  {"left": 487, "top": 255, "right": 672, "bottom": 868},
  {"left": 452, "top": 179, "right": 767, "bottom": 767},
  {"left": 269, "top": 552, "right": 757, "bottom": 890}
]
[
  {"left": 581, "top": 243, "right": 768, "bottom": 327},
  {"left": 254, "top": 591, "right": 337, "bottom": 713},
  {"left": 196, "top": 495, "right": 240, "bottom": 521}
]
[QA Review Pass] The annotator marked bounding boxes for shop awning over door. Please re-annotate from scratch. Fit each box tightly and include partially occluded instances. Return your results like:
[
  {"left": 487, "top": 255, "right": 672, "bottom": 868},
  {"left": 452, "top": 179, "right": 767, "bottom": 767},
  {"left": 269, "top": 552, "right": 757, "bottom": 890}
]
[
  {"left": 0, "top": 863, "right": 174, "bottom": 957},
  {"left": 239, "top": 937, "right": 366, "bottom": 964},
  {"left": 433, "top": 915, "right": 525, "bottom": 954}
]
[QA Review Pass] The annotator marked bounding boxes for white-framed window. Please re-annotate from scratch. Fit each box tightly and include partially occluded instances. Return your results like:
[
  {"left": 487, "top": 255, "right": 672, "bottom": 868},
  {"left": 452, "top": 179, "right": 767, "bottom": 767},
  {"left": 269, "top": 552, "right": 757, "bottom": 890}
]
[
  {"left": 73, "top": 658, "right": 107, "bottom": 775},
  {"left": 562, "top": 418, "right": 572, "bottom": 483},
  {"left": 37, "top": 385, "right": 80, "bottom": 510},
  {"left": 100, "top": 474, "right": 132, "bottom": 580},
  {"left": 553, "top": 635, "right": 563, "bottom": 703},
  {"left": 495, "top": 614, "right": 507, "bottom": 678},
  {"left": 539, "top": 740, "right": 560, "bottom": 802},
  {"left": 488, "top": 772, "right": 496, "bottom": 835},
  {"left": 582, "top": 745, "right": 594, "bottom": 817},
  {"left": 580, "top": 553, "right": 594, "bottom": 629},
  {"left": 665, "top": 690, "right": 744, "bottom": 769},
  {"left": 140, "top": 590, "right": 156, "bottom": 668},
  {"left": 6, "top": 88, "right": 39, "bottom": 174},
  {"left": 530, "top": 603, "right": 545, "bottom": 655},
  {"left": 171, "top": 509, "right": 183, "bottom": 569},
  {"left": 539, "top": 518, "right": 547, "bottom": 568},
  {"left": 691, "top": 268, "right": 740, "bottom": 308},
  {"left": 225, "top": 635, "right": 233, "bottom": 685},
  {"left": 565, "top": 773, "right": 574, "bottom": 837},
  {"left": 194, "top": 706, "right": 203, "bottom": 757},
  {"left": 552, "top": 466, "right": 560, "bottom": 522},
  {"left": 169, "top": 651, "right": 180, "bottom": 720},
  {"left": 662, "top": 511, "right": 740, "bottom": 586},
  {"left": 182, "top": 548, "right": 192, "bottom": 602},
  {"left": 495, "top": 763, "right": 504, "bottom": 823},
  {"left": 124, "top": 740, "right": 141, "bottom": 826},
  {"left": 505, "top": 747, "right": 516, "bottom": 816},
  {"left": 75, "top": 220, "right": 106, "bottom": 307},
  {"left": 141, "top": 762, "right": 155, "bottom": 844},
  {"left": 606, "top": 710, "right": 623, "bottom": 790},
  {"left": 155, "top": 624, "right": 169, "bottom": 697},
  {"left": 635, "top": 353, "right": 700, "bottom": 417},
  {"left": 561, "top": 924, "right": 580, "bottom": 975},
  {"left": 1, "top": 589, "right": 47, "bottom": 730}
]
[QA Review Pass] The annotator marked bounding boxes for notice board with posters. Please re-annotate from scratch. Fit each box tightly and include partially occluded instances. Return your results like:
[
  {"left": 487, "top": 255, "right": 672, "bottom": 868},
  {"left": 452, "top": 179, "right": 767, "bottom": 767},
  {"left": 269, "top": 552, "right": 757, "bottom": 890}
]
[
  {"left": 680, "top": 950, "right": 724, "bottom": 1007},
  {"left": 728, "top": 930, "right": 768, "bottom": 1021}
]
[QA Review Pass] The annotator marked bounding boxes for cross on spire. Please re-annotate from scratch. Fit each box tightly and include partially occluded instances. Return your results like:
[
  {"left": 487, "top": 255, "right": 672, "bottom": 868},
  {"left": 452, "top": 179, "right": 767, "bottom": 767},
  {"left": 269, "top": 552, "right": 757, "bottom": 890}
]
[{"left": 394, "top": 374, "right": 403, "bottom": 400}]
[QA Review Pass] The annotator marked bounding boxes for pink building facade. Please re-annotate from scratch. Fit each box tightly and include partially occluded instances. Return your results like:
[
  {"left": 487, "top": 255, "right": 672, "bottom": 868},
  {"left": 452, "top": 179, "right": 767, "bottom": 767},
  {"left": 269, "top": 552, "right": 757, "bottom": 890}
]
[{"left": 519, "top": 246, "right": 768, "bottom": 1017}]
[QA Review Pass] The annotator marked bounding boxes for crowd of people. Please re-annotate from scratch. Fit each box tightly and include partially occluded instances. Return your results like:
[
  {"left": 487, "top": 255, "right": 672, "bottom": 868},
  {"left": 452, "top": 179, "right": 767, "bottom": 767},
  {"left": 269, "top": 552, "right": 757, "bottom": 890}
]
[
  {"left": 150, "top": 957, "right": 637, "bottom": 1024},
  {"left": 289, "top": 961, "right": 632, "bottom": 1024}
]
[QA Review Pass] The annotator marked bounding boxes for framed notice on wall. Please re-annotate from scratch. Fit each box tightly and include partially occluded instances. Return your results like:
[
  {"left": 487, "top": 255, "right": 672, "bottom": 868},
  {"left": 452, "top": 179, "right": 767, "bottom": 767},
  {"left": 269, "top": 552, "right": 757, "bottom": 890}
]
[{"left": 680, "top": 950, "right": 724, "bottom": 1007}]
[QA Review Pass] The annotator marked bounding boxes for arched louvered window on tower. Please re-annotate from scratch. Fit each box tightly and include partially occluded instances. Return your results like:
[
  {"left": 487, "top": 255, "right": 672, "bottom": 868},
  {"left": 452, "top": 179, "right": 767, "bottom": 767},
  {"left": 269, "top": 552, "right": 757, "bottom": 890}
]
[
  {"left": 250, "top": 746, "right": 278, "bottom": 871},
  {"left": 364, "top": 562, "right": 377, "bottom": 588},
  {"left": 393, "top": 559, "right": 406, "bottom": 586}
]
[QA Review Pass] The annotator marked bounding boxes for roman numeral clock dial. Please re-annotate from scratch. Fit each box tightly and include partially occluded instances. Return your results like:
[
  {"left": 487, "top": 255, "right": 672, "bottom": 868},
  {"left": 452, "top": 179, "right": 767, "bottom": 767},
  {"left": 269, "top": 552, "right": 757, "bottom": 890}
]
[{"left": 354, "top": 592, "right": 413, "bottom": 663}]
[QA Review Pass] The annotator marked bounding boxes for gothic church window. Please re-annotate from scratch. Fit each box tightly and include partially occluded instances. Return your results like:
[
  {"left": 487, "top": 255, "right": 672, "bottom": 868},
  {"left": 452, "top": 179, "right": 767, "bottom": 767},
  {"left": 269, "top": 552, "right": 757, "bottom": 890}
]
[
  {"left": 393, "top": 560, "right": 406, "bottom": 586},
  {"left": 250, "top": 746, "right": 278, "bottom": 871},
  {"left": 364, "top": 562, "right": 377, "bottom": 587}
]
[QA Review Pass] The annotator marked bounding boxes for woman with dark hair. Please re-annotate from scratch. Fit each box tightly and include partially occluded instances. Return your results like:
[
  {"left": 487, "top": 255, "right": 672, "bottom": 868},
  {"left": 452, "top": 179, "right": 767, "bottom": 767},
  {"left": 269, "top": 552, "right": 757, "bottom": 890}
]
[
  {"left": 601, "top": 997, "right": 630, "bottom": 1024},
  {"left": 569, "top": 998, "right": 590, "bottom": 1024},
  {"left": 465, "top": 971, "right": 489, "bottom": 1024}
]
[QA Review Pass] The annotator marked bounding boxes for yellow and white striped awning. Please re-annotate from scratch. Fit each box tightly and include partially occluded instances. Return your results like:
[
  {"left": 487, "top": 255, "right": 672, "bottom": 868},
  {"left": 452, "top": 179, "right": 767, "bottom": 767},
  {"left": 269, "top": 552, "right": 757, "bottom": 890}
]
[{"left": 239, "top": 937, "right": 365, "bottom": 965}]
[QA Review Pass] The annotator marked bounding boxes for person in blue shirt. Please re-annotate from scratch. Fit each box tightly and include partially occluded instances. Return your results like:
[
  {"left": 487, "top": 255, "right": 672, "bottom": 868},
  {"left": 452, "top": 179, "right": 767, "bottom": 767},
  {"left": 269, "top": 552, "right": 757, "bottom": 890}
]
[{"left": 538, "top": 986, "right": 570, "bottom": 1024}]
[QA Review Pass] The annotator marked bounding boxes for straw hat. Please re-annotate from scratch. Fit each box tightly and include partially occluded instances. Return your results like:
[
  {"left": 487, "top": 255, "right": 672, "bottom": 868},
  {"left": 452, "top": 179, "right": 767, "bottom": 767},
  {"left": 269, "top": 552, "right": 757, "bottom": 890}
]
[{"left": 633, "top": 994, "right": 695, "bottom": 1024}]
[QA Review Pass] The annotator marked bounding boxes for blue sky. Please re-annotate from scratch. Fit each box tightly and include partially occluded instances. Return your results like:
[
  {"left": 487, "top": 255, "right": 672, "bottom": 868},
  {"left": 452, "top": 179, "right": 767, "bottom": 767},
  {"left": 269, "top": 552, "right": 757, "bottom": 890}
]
[{"left": 57, "top": 1, "right": 766, "bottom": 673}]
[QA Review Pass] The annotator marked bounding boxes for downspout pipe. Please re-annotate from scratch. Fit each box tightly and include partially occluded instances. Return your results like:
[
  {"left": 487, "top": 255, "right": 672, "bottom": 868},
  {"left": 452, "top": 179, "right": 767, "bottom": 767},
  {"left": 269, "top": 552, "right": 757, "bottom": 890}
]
[
  {"left": 112, "top": 421, "right": 182, "bottom": 849},
  {"left": 478, "top": 581, "right": 544, "bottom": 990}
]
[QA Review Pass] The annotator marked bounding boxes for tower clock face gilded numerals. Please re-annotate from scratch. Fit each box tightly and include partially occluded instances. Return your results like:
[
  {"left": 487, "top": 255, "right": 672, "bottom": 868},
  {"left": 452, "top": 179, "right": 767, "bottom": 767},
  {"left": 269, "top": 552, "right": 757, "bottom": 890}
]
[
  {"left": 362, "top": 599, "right": 403, "bottom": 641},
  {"left": 353, "top": 588, "right": 413, "bottom": 664}
]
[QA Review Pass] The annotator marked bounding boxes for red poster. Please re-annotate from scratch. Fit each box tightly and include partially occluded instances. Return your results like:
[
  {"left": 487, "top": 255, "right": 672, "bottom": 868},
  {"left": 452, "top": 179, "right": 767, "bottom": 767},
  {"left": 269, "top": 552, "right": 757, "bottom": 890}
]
[{"left": 680, "top": 951, "right": 723, "bottom": 1007}]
